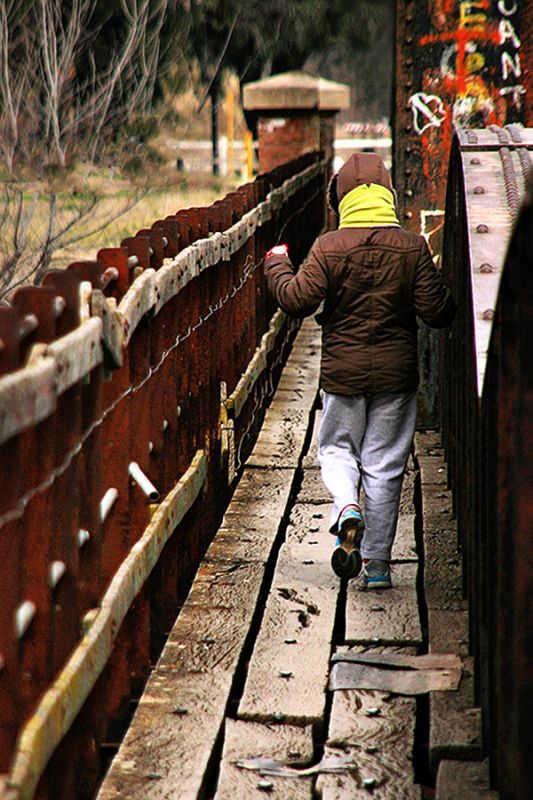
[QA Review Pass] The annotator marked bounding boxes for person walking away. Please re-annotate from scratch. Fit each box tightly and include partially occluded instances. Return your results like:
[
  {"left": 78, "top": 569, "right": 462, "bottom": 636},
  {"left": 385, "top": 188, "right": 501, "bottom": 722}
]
[{"left": 263, "top": 152, "right": 455, "bottom": 589}]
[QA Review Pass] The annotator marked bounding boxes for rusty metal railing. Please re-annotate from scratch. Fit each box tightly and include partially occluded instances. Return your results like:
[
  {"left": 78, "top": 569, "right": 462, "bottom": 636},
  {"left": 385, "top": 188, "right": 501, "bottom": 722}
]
[
  {"left": 0, "top": 151, "right": 328, "bottom": 800},
  {"left": 440, "top": 126, "right": 532, "bottom": 797}
]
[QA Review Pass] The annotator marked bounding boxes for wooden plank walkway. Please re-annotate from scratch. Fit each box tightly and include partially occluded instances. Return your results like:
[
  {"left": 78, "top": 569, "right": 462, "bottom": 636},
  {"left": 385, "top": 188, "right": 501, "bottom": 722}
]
[{"left": 97, "top": 318, "right": 487, "bottom": 800}]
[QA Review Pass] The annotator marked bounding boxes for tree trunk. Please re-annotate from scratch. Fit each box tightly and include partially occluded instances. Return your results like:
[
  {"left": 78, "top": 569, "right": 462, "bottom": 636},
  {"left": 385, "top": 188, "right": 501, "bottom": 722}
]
[{"left": 209, "top": 78, "right": 219, "bottom": 176}]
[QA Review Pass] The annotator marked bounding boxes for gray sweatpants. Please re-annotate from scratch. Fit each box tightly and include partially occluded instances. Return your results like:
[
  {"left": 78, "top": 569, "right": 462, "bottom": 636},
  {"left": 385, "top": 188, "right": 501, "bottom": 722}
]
[{"left": 317, "top": 390, "right": 418, "bottom": 561}]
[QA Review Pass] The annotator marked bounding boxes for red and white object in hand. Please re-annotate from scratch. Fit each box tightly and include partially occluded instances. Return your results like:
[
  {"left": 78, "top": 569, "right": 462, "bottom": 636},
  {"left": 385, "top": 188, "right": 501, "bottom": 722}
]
[{"left": 265, "top": 244, "right": 289, "bottom": 259}]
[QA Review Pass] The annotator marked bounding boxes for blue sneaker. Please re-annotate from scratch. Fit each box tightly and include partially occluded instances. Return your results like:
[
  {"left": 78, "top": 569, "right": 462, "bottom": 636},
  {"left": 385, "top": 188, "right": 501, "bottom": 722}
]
[
  {"left": 331, "top": 504, "right": 364, "bottom": 579},
  {"left": 357, "top": 560, "right": 392, "bottom": 590}
]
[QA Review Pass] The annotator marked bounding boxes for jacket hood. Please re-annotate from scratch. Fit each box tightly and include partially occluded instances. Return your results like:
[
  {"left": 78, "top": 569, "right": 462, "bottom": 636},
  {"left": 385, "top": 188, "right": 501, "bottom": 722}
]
[{"left": 336, "top": 153, "right": 393, "bottom": 204}]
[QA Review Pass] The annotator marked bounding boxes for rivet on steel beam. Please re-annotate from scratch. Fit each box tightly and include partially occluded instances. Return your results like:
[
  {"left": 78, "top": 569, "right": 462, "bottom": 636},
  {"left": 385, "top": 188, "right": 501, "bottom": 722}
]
[
  {"left": 49, "top": 560, "right": 67, "bottom": 589},
  {"left": 479, "top": 263, "right": 495, "bottom": 273},
  {"left": 470, "top": 157, "right": 481, "bottom": 165},
  {"left": 148, "top": 441, "right": 154, "bottom": 454},
  {"left": 405, "top": 36, "right": 413, "bottom": 44},
  {"left": 404, "top": 212, "right": 413, "bottom": 219},
  {"left": 128, "top": 255, "right": 139, "bottom": 269},
  {"left": 78, "top": 528, "right": 91, "bottom": 547},
  {"left": 473, "top": 186, "right": 485, "bottom": 194},
  {"left": 404, "top": 190, "right": 413, "bottom": 197},
  {"left": 54, "top": 297, "right": 66, "bottom": 317},
  {"left": 100, "top": 487, "right": 119, "bottom": 524},
  {"left": 405, "top": 59, "right": 413, "bottom": 67},
  {"left": 405, "top": 126, "right": 413, "bottom": 133},
  {"left": 476, "top": 224, "right": 489, "bottom": 233},
  {"left": 14, "top": 600, "right": 36, "bottom": 639},
  {"left": 404, "top": 168, "right": 412, "bottom": 176},
  {"left": 128, "top": 462, "right": 160, "bottom": 502},
  {"left": 405, "top": 146, "right": 413, "bottom": 154},
  {"left": 176, "top": 405, "right": 182, "bottom": 418},
  {"left": 162, "top": 419, "right": 169, "bottom": 432},
  {"left": 482, "top": 309, "right": 495, "bottom": 321}
]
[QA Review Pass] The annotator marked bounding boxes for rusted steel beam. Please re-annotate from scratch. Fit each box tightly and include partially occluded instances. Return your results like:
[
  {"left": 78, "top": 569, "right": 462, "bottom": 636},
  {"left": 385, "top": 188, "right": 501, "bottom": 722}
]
[
  {"left": 492, "top": 172, "right": 533, "bottom": 800},
  {"left": 440, "top": 128, "right": 532, "bottom": 794},
  {"left": 0, "top": 152, "right": 328, "bottom": 799},
  {"left": 395, "top": 0, "right": 532, "bottom": 423}
]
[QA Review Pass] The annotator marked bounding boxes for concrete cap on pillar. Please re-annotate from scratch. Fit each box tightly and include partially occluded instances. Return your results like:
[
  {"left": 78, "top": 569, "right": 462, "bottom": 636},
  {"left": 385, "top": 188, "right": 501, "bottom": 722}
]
[{"left": 243, "top": 71, "right": 350, "bottom": 112}]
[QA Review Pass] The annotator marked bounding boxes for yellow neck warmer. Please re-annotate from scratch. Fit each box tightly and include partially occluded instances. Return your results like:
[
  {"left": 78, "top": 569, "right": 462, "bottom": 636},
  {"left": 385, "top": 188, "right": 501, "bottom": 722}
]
[{"left": 338, "top": 183, "right": 400, "bottom": 228}]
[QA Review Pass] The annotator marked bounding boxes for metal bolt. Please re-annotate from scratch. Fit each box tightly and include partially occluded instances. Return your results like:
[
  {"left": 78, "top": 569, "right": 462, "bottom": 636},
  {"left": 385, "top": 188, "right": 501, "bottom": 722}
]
[
  {"left": 479, "top": 263, "right": 495, "bottom": 273},
  {"left": 404, "top": 211, "right": 413, "bottom": 219},
  {"left": 470, "top": 157, "right": 481, "bottom": 165},
  {"left": 257, "top": 780, "right": 273, "bottom": 792},
  {"left": 148, "top": 441, "right": 154, "bottom": 454},
  {"left": 405, "top": 36, "right": 413, "bottom": 44},
  {"left": 100, "top": 487, "right": 119, "bottom": 524},
  {"left": 404, "top": 189, "right": 413, "bottom": 197},
  {"left": 476, "top": 224, "right": 489, "bottom": 233},
  {"left": 162, "top": 419, "right": 169, "bottom": 432},
  {"left": 473, "top": 186, "right": 485, "bottom": 194},
  {"left": 279, "top": 670, "right": 293, "bottom": 679},
  {"left": 78, "top": 528, "right": 90, "bottom": 548},
  {"left": 14, "top": 601, "right": 37, "bottom": 639},
  {"left": 482, "top": 309, "right": 495, "bottom": 321},
  {"left": 49, "top": 561, "right": 67, "bottom": 589}
]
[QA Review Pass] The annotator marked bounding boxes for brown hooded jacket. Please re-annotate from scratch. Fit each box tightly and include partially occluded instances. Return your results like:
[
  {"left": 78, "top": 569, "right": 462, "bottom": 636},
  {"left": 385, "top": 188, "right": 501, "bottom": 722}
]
[{"left": 264, "top": 153, "right": 456, "bottom": 395}]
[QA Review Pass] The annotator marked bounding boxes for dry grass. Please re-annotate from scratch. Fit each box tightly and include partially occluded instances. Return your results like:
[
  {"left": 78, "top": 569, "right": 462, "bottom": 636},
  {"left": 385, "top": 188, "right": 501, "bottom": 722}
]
[{"left": 51, "top": 172, "right": 239, "bottom": 268}]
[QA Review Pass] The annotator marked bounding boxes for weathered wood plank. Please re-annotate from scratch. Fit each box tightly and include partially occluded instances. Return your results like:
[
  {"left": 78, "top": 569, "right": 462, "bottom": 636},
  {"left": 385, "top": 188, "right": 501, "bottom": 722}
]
[
  {"left": 435, "top": 758, "right": 498, "bottom": 799},
  {"left": 238, "top": 538, "right": 338, "bottom": 726},
  {"left": 231, "top": 467, "right": 293, "bottom": 504},
  {"left": 297, "top": 469, "right": 331, "bottom": 505},
  {"left": 98, "top": 316, "right": 321, "bottom": 800},
  {"left": 392, "top": 514, "right": 417, "bottom": 562},
  {"left": 345, "top": 563, "right": 422, "bottom": 647},
  {"left": 417, "top": 438, "right": 483, "bottom": 770},
  {"left": 319, "top": 645, "right": 420, "bottom": 799},
  {"left": 215, "top": 719, "right": 314, "bottom": 799},
  {"left": 96, "top": 670, "right": 231, "bottom": 800},
  {"left": 285, "top": 502, "right": 331, "bottom": 546}
]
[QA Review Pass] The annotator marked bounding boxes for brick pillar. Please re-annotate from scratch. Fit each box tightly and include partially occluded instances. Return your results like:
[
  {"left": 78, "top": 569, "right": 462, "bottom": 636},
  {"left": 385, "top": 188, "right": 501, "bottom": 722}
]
[{"left": 243, "top": 72, "right": 350, "bottom": 174}]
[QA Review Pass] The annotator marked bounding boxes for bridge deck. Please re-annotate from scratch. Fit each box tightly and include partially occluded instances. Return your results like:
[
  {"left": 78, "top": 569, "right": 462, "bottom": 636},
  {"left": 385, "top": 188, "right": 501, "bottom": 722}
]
[{"left": 96, "top": 319, "right": 496, "bottom": 799}]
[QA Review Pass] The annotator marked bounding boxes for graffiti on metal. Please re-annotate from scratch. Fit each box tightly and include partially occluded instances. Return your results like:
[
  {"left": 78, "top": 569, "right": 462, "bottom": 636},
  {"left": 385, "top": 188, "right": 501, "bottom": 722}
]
[{"left": 395, "top": 0, "right": 529, "bottom": 245}]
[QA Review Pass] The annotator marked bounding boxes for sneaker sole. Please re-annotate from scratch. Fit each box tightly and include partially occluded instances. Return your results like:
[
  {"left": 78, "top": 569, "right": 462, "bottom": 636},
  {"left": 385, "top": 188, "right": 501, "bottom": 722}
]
[
  {"left": 365, "top": 579, "right": 392, "bottom": 590},
  {"left": 358, "top": 576, "right": 393, "bottom": 590},
  {"left": 331, "top": 548, "right": 362, "bottom": 579}
]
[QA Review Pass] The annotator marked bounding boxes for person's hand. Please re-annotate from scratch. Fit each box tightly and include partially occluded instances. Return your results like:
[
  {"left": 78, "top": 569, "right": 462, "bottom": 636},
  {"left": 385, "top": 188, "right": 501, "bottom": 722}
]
[{"left": 265, "top": 243, "right": 289, "bottom": 259}]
